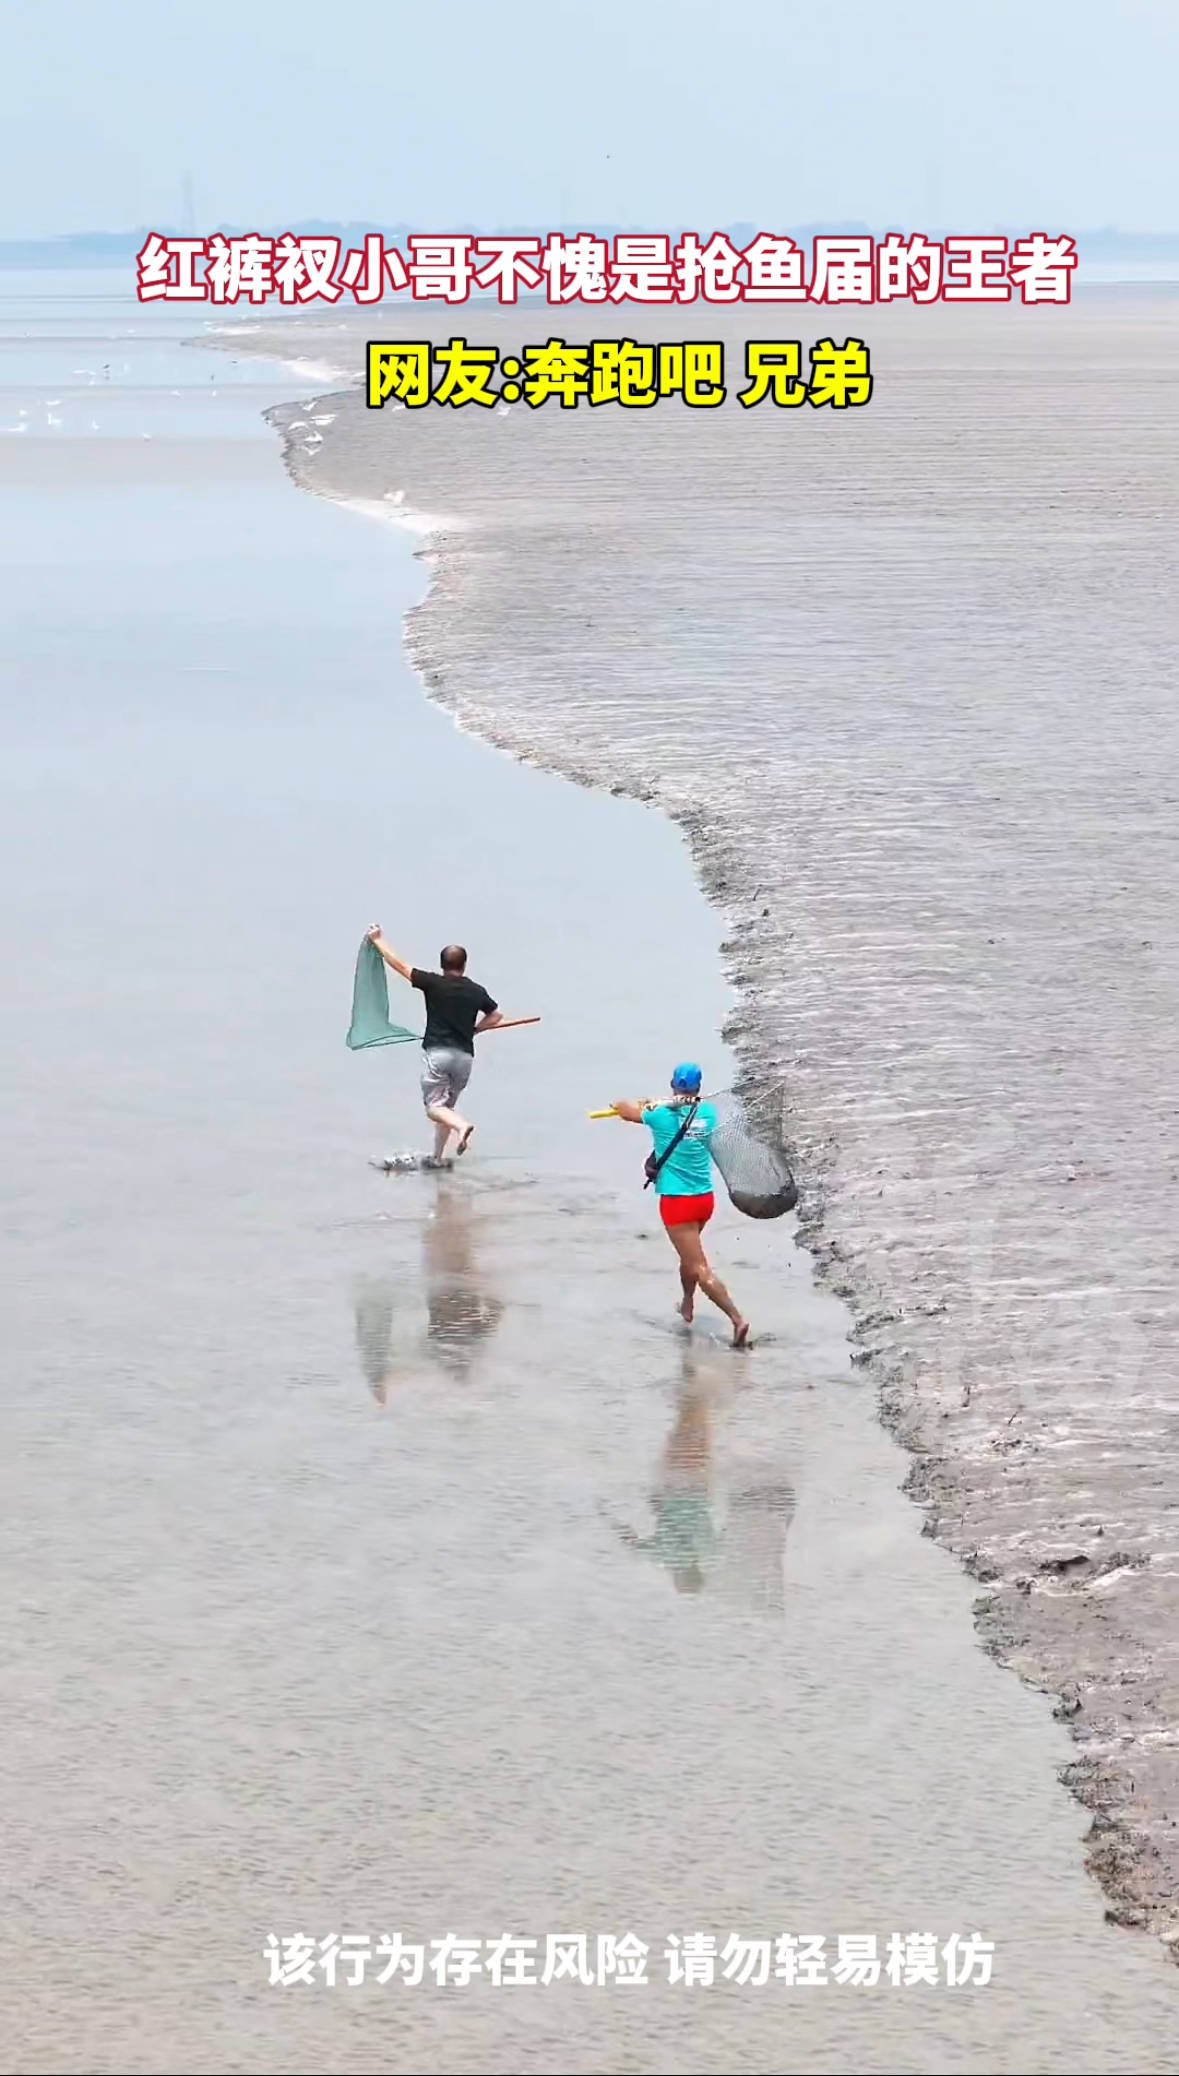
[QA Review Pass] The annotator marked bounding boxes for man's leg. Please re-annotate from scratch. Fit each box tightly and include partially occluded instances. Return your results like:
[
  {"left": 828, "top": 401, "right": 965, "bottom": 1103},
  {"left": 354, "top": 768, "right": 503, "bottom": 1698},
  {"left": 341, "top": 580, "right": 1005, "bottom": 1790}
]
[
  {"left": 426, "top": 1102, "right": 464, "bottom": 1161},
  {"left": 678, "top": 1262, "right": 697, "bottom": 1323},
  {"left": 667, "top": 1223, "right": 704, "bottom": 1325},
  {"left": 674, "top": 1245, "right": 697, "bottom": 1323},
  {"left": 430, "top": 1111, "right": 455, "bottom": 1162},
  {"left": 447, "top": 1053, "right": 476, "bottom": 1156},
  {"left": 421, "top": 1052, "right": 472, "bottom": 1163},
  {"left": 667, "top": 1224, "right": 750, "bottom": 1347}
]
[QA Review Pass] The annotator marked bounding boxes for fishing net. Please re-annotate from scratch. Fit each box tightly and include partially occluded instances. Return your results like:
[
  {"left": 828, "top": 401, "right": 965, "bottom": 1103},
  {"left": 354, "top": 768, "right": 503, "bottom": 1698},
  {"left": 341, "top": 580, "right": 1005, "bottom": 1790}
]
[
  {"left": 346, "top": 938, "right": 420, "bottom": 1050},
  {"left": 708, "top": 1091, "right": 798, "bottom": 1219}
]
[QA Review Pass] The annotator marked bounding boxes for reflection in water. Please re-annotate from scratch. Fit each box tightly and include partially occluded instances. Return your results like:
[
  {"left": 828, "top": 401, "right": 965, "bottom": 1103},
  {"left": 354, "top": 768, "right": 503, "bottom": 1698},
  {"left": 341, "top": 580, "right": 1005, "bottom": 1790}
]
[
  {"left": 714, "top": 1477, "right": 796, "bottom": 1617},
  {"left": 423, "top": 1179, "right": 505, "bottom": 1375},
  {"left": 353, "top": 1279, "right": 399, "bottom": 1405},
  {"left": 613, "top": 1341, "right": 795, "bottom": 1610},
  {"left": 353, "top": 1179, "right": 505, "bottom": 1400}
]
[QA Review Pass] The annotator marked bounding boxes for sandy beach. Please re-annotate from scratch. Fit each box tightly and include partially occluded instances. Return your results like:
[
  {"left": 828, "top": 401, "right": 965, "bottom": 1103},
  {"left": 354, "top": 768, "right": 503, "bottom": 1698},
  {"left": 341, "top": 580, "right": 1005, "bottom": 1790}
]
[{"left": 221, "top": 290, "right": 1179, "bottom": 1950}]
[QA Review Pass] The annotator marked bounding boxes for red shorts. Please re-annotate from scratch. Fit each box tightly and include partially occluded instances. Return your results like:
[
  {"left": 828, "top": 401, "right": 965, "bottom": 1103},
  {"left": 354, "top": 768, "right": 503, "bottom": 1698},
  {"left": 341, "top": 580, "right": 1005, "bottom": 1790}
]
[{"left": 660, "top": 1191, "right": 715, "bottom": 1229}]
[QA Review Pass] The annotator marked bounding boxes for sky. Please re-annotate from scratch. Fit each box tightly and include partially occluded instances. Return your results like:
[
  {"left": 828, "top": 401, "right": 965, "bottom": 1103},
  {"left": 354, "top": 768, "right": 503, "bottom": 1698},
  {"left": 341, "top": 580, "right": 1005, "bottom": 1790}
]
[{"left": 4, "top": 0, "right": 1178, "bottom": 237}]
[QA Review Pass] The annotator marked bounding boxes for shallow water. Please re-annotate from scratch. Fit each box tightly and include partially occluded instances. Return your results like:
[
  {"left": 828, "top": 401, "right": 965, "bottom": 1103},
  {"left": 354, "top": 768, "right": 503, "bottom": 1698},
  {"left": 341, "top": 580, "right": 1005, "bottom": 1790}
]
[{"left": 2, "top": 277, "right": 1178, "bottom": 2073}]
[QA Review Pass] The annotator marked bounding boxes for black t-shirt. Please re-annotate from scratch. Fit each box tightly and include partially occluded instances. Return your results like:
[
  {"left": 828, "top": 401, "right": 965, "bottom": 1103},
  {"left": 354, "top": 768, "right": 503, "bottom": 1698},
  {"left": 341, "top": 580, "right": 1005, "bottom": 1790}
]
[{"left": 411, "top": 970, "right": 497, "bottom": 1056}]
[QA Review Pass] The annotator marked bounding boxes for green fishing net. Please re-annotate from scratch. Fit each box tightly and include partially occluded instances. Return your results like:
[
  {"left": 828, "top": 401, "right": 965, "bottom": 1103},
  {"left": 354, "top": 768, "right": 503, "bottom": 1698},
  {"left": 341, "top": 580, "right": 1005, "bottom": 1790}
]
[{"left": 346, "top": 939, "right": 420, "bottom": 1050}]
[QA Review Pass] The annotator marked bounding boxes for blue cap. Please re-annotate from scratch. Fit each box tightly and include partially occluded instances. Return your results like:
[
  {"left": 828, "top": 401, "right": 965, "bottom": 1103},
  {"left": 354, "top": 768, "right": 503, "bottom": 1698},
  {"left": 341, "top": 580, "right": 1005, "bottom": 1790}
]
[{"left": 671, "top": 1061, "right": 703, "bottom": 1093}]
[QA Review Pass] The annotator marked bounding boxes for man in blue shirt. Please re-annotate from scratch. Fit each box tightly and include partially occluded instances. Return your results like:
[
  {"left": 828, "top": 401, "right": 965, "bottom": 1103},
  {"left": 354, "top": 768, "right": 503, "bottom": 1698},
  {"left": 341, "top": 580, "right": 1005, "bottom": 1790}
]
[{"left": 610, "top": 1063, "right": 751, "bottom": 1348}]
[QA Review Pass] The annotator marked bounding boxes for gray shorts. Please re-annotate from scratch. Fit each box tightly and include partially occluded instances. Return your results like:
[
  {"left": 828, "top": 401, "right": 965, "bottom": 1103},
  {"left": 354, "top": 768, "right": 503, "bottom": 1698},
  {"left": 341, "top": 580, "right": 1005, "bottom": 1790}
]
[{"left": 421, "top": 1046, "right": 473, "bottom": 1112}]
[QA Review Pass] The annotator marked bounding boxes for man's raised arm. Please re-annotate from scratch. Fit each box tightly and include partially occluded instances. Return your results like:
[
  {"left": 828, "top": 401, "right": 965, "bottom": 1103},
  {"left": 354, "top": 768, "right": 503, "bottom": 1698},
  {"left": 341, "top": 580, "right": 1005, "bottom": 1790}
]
[{"left": 366, "top": 925, "right": 414, "bottom": 984}]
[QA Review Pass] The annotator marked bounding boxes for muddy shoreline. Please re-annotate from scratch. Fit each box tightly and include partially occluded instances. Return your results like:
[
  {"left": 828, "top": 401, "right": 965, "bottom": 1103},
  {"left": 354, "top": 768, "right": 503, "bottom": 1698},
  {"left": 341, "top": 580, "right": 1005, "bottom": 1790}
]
[{"left": 228, "top": 296, "right": 1179, "bottom": 1958}]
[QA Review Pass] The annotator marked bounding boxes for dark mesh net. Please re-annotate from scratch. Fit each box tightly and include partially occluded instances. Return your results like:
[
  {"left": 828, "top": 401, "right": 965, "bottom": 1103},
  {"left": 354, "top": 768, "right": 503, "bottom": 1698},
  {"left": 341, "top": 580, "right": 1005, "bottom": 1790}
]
[{"left": 709, "top": 1091, "right": 798, "bottom": 1220}]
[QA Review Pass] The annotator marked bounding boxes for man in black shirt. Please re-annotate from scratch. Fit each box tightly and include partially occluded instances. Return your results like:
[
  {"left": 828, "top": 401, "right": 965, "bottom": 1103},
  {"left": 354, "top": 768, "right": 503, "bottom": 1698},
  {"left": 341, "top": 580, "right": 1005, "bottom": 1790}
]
[{"left": 367, "top": 927, "right": 502, "bottom": 1163}]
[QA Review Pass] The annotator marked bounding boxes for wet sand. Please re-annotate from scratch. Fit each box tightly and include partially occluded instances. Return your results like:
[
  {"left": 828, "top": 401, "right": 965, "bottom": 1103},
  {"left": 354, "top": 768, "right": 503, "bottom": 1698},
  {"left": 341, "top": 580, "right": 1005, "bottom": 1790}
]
[
  {"left": 3, "top": 280, "right": 1179, "bottom": 2072},
  {"left": 224, "top": 292, "right": 1179, "bottom": 1950}
]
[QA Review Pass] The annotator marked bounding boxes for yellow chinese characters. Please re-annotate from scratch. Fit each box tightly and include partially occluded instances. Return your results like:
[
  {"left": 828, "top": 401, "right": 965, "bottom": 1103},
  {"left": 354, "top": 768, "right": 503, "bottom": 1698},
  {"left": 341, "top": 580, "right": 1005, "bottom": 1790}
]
[
  {"left": 521, "top": 341, "right": 591, "bottom": 408},
  {"left": 586, "top": 341, "right": 725, "bottom": 406},
  {"left": 589, "top": 341, "right": 657, "bottom": 406},
  {"left": 432, "top": 339, "right": 499, "bottom": 407},
  {"left": 366, "top": 342, "right": 431, "bottom": 408},
  {"left": 808, "top": 339, "right": 873, "bottom": 408},
  {"left": 739, "top": 342, "right": 806, "bottom": 408},
  {"left": 739, "top": 339, "right": 873, "bottom": 408},
  {"left": 364, "top": 337, "right": 873, "bottom": 411},
  {"left": 658, "top": 342, "right": 724, "bottom": 406}
]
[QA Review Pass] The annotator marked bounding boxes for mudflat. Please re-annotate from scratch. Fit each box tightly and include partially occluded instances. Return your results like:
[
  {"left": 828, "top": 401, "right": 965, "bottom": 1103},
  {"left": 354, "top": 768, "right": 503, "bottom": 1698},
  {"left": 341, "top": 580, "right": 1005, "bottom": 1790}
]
[{"left": 245, "top": 290, "right": 1179, "bottom": 1947}]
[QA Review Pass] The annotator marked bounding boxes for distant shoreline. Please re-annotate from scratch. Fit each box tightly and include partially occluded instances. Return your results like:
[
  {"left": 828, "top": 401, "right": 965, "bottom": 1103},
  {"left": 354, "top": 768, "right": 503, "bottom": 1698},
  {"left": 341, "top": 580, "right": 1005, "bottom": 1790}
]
[{"left": 6, "top": 225, "right": 1179, "bottom": 276}]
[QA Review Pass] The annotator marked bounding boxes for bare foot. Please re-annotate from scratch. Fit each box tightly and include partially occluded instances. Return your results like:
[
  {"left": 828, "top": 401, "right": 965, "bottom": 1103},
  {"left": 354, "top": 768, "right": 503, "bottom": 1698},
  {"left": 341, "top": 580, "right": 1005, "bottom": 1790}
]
[
  {"left": 457, "top": 1124, "right": 475, "bottom": 1156},
  {"left": 732, "top": 1318, "right": 752, "bottom": 1349},
  {"left": 678, "top": 1293, "right": 695, "bottom": 1324}
]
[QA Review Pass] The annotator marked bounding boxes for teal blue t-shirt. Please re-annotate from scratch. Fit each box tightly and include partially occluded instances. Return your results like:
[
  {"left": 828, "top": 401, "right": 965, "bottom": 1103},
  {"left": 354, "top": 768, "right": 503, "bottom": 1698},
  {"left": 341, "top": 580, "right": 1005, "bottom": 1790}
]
[{"left": 644, "top": 1100, "right": 717, "bottom": 1196}]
